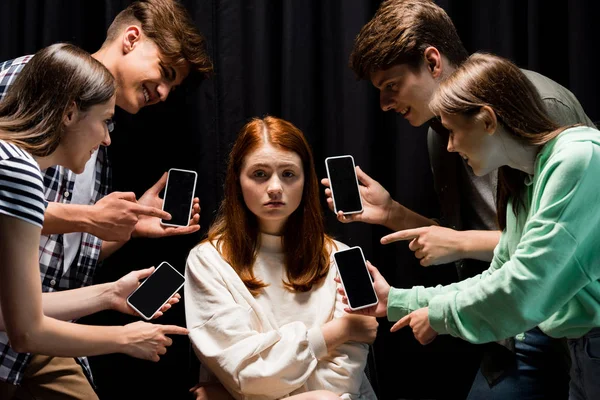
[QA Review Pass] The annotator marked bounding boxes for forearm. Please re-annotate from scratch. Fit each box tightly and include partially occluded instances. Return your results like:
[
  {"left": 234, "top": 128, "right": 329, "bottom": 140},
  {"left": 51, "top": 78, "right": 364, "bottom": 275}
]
[
  {"left": 0, "top": 283, "right": 115, "bottom": 332},
  {"left": 12, "top": 316, "right": 126, "bottom": 357},
  {"left": 387, "top": 267, "right": 496, "bottom": 321},
  {"left": 459, "top": 230, "right": 501, "bottom": 262},
  {"left": 99, "top": 240, "right": 127, "bottom": 261},
  {"left": 42, "top": 203, "right": 94, "bottom": 235},
  {"left": 320, "top": 318, "right": 348, "bottom": 353},
  {"left": 385, "top": 200, "right": 438, "bottom": 231},
  {"left": 40, "top": 283, "right": 114, "bottom": 321}
]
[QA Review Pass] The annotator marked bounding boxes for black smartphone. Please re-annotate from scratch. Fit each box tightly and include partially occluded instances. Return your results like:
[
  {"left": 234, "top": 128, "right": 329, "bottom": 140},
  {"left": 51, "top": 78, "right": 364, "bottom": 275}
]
[
  {"left": 161, "top": 168, "right": 197, "bottom": 227},
  {"left": 325, "top": 155, "right": 363, "bottom": 214},
  {"left": 126, "top": 262, "right": 185, "bottom": 320},
  {"left": 332, "top": 246, "right": 378, "bottom": 311}
]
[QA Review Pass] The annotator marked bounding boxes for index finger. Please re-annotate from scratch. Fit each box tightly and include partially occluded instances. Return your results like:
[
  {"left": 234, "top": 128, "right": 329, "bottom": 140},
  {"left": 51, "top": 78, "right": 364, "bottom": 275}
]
[
  {"left": 381, "top": 227, "right": 425, "bottom": 244},
  {"left": 132, "top": 204, "right": 171, "bottom": 220},
  {"left": 321, "top": 178, "right": 331, "bottom": 188},
  {"left": 390, "top": 314, "right": 411, "bottom": 332},
  {"left": 160, "top": 325, "right": 189, "bottom": 335}
]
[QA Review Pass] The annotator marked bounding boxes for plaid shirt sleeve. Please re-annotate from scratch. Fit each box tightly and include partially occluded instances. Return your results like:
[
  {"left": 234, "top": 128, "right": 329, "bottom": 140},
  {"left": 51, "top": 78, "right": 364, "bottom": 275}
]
[{"left": 0, "top": 55, "right": 33, "bottom": 99}]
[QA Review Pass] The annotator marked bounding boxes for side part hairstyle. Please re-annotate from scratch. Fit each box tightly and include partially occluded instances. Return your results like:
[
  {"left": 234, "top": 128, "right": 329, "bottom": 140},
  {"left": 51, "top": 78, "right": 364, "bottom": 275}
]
[
  {"left": 104, "top": 0, "right": 213, "bottom": 78},
  {"left": 429, "top": 52, "right": 563, "bottom": 229},
  {"left": 349, "top": 0, "right": 468, "bottom": 80},
  {"left": 0, "top": 43, "right": 115, "bottom": 157},
  {"left": 208, "top": 116, "right": 335, "bottom": 295}
]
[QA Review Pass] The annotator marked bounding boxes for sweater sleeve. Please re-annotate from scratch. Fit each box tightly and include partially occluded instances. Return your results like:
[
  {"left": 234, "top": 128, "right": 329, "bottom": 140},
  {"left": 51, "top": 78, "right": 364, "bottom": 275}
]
[
  {"left": 184, "top": 244, "right": 326, "bottom": 400},
  {"left": 307, "top": 260, "right": 373, "bottom": 399},
  {"left": 386, "top": 234, "right": 508, "bottom": 321},
  {"left": 428, "top": 142, "right": 600, "bottom": 343}
]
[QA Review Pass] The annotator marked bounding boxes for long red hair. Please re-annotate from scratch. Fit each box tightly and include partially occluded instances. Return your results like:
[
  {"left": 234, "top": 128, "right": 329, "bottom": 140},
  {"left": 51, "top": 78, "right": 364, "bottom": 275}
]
[{"left": 208, "top": 116, "right": 334, "bottom": 295}]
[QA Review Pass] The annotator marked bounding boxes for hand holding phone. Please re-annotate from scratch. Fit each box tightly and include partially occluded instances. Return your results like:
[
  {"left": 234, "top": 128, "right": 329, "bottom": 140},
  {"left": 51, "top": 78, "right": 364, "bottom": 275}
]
[
  {"left": 126, "top": 262, "right": 186, "bottom": 320},
  {"left": 333, "top": 246, "right": 378, "bottom": 311},
  {"left": 325, "top": 155, "right": 363, "bottom": 215},
  {"left": 161, "top": 168, "right": 198, "bottom": 227}
]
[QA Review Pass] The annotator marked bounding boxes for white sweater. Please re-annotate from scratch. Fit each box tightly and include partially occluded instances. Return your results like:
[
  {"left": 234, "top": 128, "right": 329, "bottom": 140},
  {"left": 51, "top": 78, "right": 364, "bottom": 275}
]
[{"left": 185, "top": 233, "right": 376, "bottom": 400}]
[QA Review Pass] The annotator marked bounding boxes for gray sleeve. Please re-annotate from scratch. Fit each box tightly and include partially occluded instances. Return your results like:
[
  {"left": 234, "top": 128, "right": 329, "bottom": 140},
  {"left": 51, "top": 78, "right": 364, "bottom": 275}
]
[{"left": 543, "top": 97, "right": 596, "bottom": 128}]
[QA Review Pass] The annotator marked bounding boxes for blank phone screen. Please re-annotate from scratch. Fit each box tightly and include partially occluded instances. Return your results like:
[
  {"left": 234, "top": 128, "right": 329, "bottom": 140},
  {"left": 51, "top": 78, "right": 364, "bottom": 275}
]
[
  {"left": 326, "top": 157, "right": 362, "bottom": 213},
  {"left": 334, "top": 247, "right": 378, "bottom": 309},
  {"left": 127, "top": 263, "right": 185, "bottom": 319},
  {"left": 162, "top": 169, "right": 196, "bottom": 226}
]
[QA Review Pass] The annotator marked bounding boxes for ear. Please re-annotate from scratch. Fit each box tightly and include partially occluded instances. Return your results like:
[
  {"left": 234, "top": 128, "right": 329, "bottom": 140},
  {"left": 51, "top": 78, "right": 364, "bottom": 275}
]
[
  {"left": 479, "top": 106, "right": 498, "bottom": 135},
  {"left": 62, "top": 102, "right": 79, "bottom": 128},
  {"left": 423, "top": 46, "right": 443, "bottom": 78},
  {"left": 122, "top": 25, "right": 142, "bottom": 55}
]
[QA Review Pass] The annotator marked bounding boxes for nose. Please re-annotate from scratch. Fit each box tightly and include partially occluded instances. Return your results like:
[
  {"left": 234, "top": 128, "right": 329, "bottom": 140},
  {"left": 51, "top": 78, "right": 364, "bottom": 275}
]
[
  {"left": 267, "top": 176, "right": 283, "bottom": 195},
  {"left": 157, "top": 83, "right": 171, "bottom": 102},
  {"left": 380, "top": 92, "right": 395, "bottom": 112},
  {"left": 447, "top": 135, "right": 455, "bottom": 153},
  {"left": 102, "top": 131, "right": 112, "bottom": 147}
]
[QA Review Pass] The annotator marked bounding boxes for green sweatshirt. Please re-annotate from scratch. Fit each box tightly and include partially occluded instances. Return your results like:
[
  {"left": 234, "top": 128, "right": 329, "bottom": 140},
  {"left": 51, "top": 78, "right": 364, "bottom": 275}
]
[{"left": 388, "top": 126, "right": 600, "bottom": 342}]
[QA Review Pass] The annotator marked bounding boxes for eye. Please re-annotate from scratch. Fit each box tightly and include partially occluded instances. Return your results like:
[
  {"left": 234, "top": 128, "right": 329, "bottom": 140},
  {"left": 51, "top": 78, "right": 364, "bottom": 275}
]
[
  {"left": 282, "top": 170, "right": 295, "bottom": 178},
  {"left": 105, "top": 118, "right": 115, "bottom": 133},
  {"left": 385, "top": 82, "right": 398, "bottom": 91},
  {"left": 253, "top": 170, "right": 267, "bottom": 178}
]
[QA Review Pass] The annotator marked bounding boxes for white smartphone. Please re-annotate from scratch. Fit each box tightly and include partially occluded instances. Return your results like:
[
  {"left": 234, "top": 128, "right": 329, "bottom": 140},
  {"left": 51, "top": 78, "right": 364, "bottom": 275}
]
[
  {"left": 160, "top": 168, "right": 198, "bottom": 227},
  {"left": 126, "top": 262, "right": 186, "bottom": 320},
  {"left": 324, "top": 155, "right": 363, "bottom": 215},
  {"left": 333, "top": 246, "right": 379, "bottom": 311}
]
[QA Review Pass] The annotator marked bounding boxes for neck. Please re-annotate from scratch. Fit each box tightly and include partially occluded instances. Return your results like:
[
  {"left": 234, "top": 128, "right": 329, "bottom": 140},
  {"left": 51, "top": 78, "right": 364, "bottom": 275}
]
[
  {"left": 92, "top": 47, "right": 118, "bottom": 77},
  {"left": 33, "top": 152, "right": 60, "bottom": 171},
  {"left": 259, "top": 219, "right": 286, "bottom": 236},
  {"left": 500, "top": 132, "right": 540, "bottom": 175}
]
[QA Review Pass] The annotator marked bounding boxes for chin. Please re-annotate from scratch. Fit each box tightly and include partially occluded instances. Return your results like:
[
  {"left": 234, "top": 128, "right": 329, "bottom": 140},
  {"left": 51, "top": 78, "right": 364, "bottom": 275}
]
[
  {"left": 118, "top": 98, "right": 141, "bottom": 114},
  {"left": 470, "top": 165, "right": 487, "bottom": 177}
]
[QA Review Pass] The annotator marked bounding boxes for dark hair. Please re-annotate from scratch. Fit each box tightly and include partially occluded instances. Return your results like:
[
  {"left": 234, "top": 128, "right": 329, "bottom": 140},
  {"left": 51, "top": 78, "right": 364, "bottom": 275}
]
[
  {"left": 208, "top": 116, "right": 335, "bottom": 295},
  {"left": 429, "top": 53, "right": 564, "bottom": 229},
  {"left": 105, "top": 0, "right": 213, "bottom": 78},
  {"left": 350, "top": 0, "right": 468, "bottom": 80},
  {"left": 0, "top": 43, "right": 115, "bottom": 157}
]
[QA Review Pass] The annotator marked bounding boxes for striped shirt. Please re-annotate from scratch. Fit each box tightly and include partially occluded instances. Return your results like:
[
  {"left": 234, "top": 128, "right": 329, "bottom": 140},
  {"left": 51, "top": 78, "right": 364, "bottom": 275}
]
[
  {"left": 0, "top": 140, "right": 46, "bottom": 227},
  {"left": 0, "top": 55, "right": 110, "bottom": 386}
]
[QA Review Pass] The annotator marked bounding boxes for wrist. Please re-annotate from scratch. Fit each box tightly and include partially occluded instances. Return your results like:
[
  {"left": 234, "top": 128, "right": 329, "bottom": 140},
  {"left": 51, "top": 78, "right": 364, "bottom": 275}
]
[
  {"left": 384, "top": 201, "right": 405, "bottom": 230},
  {"left": 116, "top": 325, "right": 132, "bottom": 355},
  {"left": 101, "top": 282, "right": 119, "bottom": 312},
  {"left": 80, "top": 204, "right": 100, "bottom": 235},
  {"left": 454, "top": 230, "right": 468, "bottom": 259}
]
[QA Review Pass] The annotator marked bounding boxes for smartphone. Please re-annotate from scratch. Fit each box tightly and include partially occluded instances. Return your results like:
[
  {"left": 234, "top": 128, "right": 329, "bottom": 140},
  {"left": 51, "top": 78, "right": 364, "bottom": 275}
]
[
  {"left": 332, "top": 246, "right": 378, "bottom": 311},
  {"left": 324, "top": 155, "right": 363, "bottom": 215},
  {"left": 161, "top": 168, "right": 197, "bottom": 227},
  {"left": 126, "top": 262, "right": 186, "bottom": 320}
]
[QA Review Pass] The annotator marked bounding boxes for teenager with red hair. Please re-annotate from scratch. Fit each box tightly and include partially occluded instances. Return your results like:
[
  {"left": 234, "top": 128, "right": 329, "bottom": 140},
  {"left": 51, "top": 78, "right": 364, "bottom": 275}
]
[{"left": 185, "top": 116, "right": 377, "bottom": 400}]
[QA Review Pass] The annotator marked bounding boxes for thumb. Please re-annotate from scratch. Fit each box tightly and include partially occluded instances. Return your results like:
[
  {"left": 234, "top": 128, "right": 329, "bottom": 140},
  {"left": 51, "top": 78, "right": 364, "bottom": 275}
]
[
  {"left": 365, "top": 261, "right": 382, "bottom": 280},
  {"left": 134, "top": 266, "right": 155, "bottom": 281},
  {"left": 149, "top": 172, "right": 168, "bottom": 194},
  {"left": 355, "top": 166, "right": 374, "bottom": 186},
  {"left": 116, "top": 191, "right": 138, "bottom": 202}
]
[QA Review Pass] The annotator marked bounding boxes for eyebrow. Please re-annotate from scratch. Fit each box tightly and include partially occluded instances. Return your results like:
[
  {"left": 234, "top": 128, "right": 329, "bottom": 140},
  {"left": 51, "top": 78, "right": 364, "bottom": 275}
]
[
  {"left": 248, "top": 162, "right": 300, "bottom": 169},
  {"left": 375, "top": 74, "right": 400, "bottom": 89}
]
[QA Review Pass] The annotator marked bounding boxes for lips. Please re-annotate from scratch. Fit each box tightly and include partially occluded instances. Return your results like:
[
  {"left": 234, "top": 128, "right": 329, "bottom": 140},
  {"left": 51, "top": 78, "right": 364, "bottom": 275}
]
[{"left": 265, "top": 201, "right": 285, "bottom": 207}]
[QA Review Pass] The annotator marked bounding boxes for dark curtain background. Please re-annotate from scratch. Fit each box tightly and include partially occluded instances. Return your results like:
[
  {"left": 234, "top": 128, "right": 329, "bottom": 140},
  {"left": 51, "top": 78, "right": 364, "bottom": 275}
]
[{"left": 1, "top": 1, "right": 598, "bottom": 399}]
